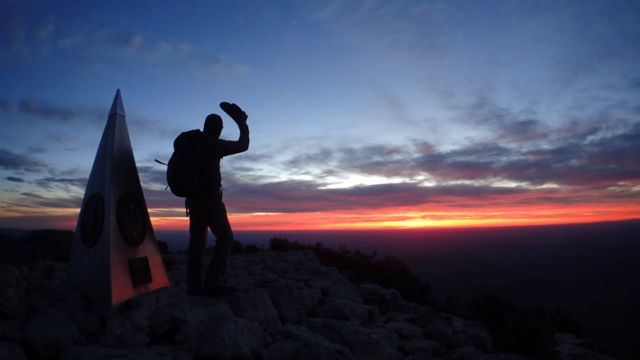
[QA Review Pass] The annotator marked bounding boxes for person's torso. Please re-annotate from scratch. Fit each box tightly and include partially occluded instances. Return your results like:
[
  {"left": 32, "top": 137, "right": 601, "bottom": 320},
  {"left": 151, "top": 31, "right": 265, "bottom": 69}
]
[{"left": 199, "top": 137, "right": 225, "bottom": 194}]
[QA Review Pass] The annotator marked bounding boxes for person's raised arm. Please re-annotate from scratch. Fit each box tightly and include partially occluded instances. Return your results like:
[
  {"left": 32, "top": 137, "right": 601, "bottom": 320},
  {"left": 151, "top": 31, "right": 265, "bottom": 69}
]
[{"left": 218, "top": 102, "right": 249, "bottom": 156}]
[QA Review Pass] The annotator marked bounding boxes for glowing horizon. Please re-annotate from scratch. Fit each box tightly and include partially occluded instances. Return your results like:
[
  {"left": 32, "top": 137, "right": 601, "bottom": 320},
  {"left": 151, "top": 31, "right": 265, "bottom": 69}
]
[{"left": 2, "top": 202, "right": 637, "bottom": 232}]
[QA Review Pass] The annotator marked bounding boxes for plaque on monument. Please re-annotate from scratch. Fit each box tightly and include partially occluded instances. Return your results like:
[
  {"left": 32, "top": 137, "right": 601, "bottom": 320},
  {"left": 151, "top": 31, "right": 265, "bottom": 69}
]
[{"left": 68, "top": 89, "right": 170, "bottom": 312}]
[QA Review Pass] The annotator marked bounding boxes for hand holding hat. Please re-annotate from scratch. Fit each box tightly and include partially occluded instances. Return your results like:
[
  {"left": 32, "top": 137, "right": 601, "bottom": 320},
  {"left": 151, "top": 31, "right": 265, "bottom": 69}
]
[{"left": 220, "top": 102, "right": 248, "bottom": 123}]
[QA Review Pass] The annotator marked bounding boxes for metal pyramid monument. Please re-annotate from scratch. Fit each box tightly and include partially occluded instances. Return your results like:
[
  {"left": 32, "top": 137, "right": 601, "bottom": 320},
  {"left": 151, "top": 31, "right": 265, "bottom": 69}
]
[{"left": 69, "top": 89, "right": 170, "bottom": 312}]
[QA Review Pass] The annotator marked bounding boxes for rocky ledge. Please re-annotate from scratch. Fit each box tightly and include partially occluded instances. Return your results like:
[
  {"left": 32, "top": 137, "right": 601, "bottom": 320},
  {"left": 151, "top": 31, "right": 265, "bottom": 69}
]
[{"left": 0, "top": 249, "right": 614, "bottom": 360}]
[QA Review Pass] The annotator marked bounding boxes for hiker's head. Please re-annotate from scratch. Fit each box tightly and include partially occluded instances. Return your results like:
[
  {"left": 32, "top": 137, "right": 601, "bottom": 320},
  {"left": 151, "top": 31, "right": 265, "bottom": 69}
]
[{"left": 204, "top": 114, "right": 223, "bottom": 138}]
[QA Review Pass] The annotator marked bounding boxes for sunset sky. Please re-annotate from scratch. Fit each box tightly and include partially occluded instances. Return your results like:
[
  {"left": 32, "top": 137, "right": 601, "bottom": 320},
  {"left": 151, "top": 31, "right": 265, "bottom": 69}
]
[{"left": 1, "top": 0, "right": 639, "bottom": 231}]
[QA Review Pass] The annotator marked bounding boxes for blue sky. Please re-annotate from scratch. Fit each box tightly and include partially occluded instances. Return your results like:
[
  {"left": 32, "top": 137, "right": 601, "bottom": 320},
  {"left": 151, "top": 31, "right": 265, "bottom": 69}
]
[{"left": 1, "top": 0, "right": 639, "bottom": 229}]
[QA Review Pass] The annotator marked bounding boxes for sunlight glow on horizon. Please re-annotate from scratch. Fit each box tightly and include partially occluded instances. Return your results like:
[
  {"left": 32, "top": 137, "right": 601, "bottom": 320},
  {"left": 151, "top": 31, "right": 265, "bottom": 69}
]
[
  {"left": 145, "top": 203, "right": 640, "bottom": 232},
  {"left": 1, "top": 202, "right": 637, "bottom": 232}
]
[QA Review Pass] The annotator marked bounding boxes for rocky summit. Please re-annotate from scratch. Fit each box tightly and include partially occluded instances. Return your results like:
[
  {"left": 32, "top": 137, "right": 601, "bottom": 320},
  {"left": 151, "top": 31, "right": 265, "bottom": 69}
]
[{"left": 0, "top": 246, "right": 614, "bottom": 360}]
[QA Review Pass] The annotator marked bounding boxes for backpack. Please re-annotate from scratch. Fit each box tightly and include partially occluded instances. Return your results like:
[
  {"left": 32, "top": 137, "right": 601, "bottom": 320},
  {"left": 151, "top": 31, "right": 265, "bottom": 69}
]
[{"left": 167, "top": 129, "right": 203, "bottom": 197}]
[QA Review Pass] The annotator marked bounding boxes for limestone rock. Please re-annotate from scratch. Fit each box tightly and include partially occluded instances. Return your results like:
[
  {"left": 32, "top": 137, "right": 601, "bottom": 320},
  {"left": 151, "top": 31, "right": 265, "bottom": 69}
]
[
  {"left": 264, "top": 325, "right": 353, "bottom": 360},
  {"left": 554, "top": 333, "right": 616, "bottom": 360},
  {"left": 185, "top": 295, "right": 235, "bottom": 326},
  {"left": 42, "top": 281, "right": 91, "bottom": 326},
  {"left": 100, "top": 314, "right": 149, "bottom": 348},
  {"left": 360, "top": 282, "right": 402, "bottom": 311},
  {"left": 25, "top": 308, "right": 84, "bottom": 359},
  {"left": 384, "top": 320, "right": 424, "bottom": 340},
  {"left": 406, "top": 354, "right": 439, "bottom": 360},
  {"left": 322, "top": 267, "right": 363, "bottom": 302},
  {"left": 0, "top": 319, "right": 22, "bottom": 343},
  {"left": 303, "top": 318, "right": 402, "bottom": 360},
  {"left": 193, "top": 316, "right": 266, "bottom": 360},
  {"left": 488, "top": 353, "right": 531, "bottom": 360},
  {"left": 0, "top": 264, "right": 27, "bottom": 321},
  {"left": 266, "top": 279, "right": 321, "bottom": 323},
  {"left": 423, "top": 318, "right": 456, "bottom": 349},
  {"left": 0, "top": 341, "right": 28, "bottom": 360},
  {"left": 461, "top": 320, "right": 493, "bottom": 352},
  {"left": 228, "top": 288, "right": 282, "bottom": 334},
  {"left": 64, "top": 345, "right": 130, "bottom": 360},
  {"left": 443, "top": 345, "right": 487, "bottom": 360},
  {"left": 64, "top": 345, "right": 191, "bottom": 360},
  {"left": 402, "top": 338, "right": 445, "bottom": 356},
  {"left": 313, "top": 297, "right": 379, "bottom": 324},
  {"left": 149, "top": 302, "right": 189, "bottom": 344},
  {"left": 0, "top": 246, "right": 618, "bottom": 360},
  {"left": 99, "top": 290, "right": 174, "bottom": 348},
  {"left": 410, "top": 310, "right": 437, "bottom": 329}
]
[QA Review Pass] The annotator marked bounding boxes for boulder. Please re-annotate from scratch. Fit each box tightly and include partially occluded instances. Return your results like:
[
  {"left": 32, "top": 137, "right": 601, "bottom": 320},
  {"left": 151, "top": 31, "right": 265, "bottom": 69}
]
[
  {"left": 0, "top": 341, "right": 28, "bottom": 360},
  {"left": 392, "top": 300, "right": 425, "bottom": 315},
  {"left": 489, "top": 353, "right": 533, "bottom": 360},
  {"left": 227, "top": 255, "right": 273, "bottom": 291},
  {"left": 149, "top": 303, "right": 189, "bottom": 344},
  {"left": 64, "top": 345, "right": 191, "bottom": 360},
  {"left": 0, "top": 264, "right": 27, "bottom": 321},
  {"left": 264, "top": 325, "right": 353, "bottom": 360},
  {"left": 228, "top": 289, "right": 282, "bottom": 334},
  {"left": 410, "top": 311, "right": 437, "bottom": 329},
  {"left": 313, "top": 297, "right": 379, "bottom": 324},
  {"left": 184, "top": 296, "right": 235, "bottom": 331},
  {"left": 359, "top": 282, "right": 402, "bottom": 311},
  {"left": 193, "top": 316, "right": 266, "bottom": 360},
  {"left": 443, "top": 345, "right": 487, "bottom": 360},
  {"left": 402, "top": 338, "right": 445, "bottom": 356},
  {"left": 461, "top": 321, "right": 493, "bottom": 352},
  {"left": 423, "top": 318, "right": 455, "bottom": 349},
  {"left": 406, "top": 354, "right": 438, "bottom": 360},
  {"left": 100, "top": 314, "right": 149, "bottom": 348},
  {"left": 305, "top": 273, "right": 334, "bottom": 291},
  {"left": 25, "top": 308, "right": 84, "bottom": 359},
  {"left": 266, "top": 280, "right": 321, "bottom": 323},
  {"left": 384, "top": 320, "right": 424, "bottom": 340},
  {"left": 274, "top": 251, "right": 321, "bottom": 268},
  {"left": 303, "top": 318, "right": 401, "bottom": 360},
  {"left": 64, "top": 345, "right": 130, "bottom": 360},
  {"left": 0, "top": 319, "right": 22, "bottom": 343},
  {"left": 555, "top": 343, "right": 616, "bottom": 360},
  {"left": 99, "top": 290, "right": 175, "bottom": 348},
  {"left": 42, "top": 281, "right": 91, "bottom": 326},
  {"left": 323, "top": 268, "right": 363, "bottom": 302}
]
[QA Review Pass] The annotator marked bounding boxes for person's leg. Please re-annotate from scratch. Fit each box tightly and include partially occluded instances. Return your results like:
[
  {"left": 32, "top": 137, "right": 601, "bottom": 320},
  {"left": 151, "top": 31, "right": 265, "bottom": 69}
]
[
  {"left": 187, "top": 200, "right": 208, "bottom": 295},
  {"left": 204, "top": 200, "right": 234, "bottom": 293}
]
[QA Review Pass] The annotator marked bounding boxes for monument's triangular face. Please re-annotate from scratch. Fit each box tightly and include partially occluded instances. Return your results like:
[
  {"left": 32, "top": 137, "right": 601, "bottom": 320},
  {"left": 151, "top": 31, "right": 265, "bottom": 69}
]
[{"left": 69, "top": 89, "right": 170, "bottom": 312}]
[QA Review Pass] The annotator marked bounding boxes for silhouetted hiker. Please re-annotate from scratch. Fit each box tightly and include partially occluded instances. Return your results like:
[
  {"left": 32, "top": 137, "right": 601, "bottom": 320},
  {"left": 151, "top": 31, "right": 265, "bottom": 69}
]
[{"left": 185, "top": 102, "right": 249, "bottom": 296}]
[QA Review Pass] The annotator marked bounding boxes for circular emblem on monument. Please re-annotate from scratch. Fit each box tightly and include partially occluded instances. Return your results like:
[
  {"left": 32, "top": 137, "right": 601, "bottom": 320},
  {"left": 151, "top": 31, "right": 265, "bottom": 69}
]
[
  {"left": 116, "top": 192, "right": 147, "bottom": 247},
  {"left": 80, "top": 193, "right": 104, "bottom": 248}
]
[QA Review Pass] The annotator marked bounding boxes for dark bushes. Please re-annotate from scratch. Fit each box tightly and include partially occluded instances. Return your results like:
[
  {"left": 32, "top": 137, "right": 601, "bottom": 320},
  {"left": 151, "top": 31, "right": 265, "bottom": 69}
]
[{"left": 466, "top": 293, "right": 582, "bottom": 359}]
